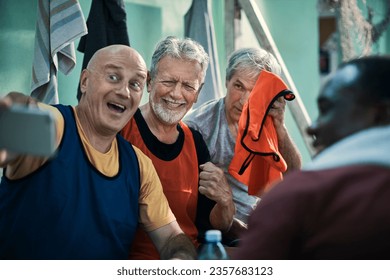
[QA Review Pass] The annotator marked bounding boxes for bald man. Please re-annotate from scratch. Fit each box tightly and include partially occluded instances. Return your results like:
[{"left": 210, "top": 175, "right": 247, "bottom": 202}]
[{"left": 0, "top": 45, "right": 196, "bottom": 260}]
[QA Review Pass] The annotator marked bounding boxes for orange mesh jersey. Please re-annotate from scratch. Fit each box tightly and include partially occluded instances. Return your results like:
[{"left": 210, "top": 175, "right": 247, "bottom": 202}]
[{"left": 228, "top": 70, "right": 295, "bottom": 196}]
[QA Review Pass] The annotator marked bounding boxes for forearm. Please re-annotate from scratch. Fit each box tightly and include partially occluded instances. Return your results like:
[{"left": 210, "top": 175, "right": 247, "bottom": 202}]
[
  {"left": 159, "top": 233, "right": 197, "bottom": 260},
  {"left": 224, "top": 217, "right": 248, "bottom": 240},
  {"left": 276, "top": 125, "right": 302, "bottom": 172},
  {"left": 209, "top": 198, "right": 235, "bottom": 232},
  {"left": 0, "top": 97, "right": 62, "bottom": 178},
  {"left": 198, "top": 162, "right": 236, "bottom": 232}
]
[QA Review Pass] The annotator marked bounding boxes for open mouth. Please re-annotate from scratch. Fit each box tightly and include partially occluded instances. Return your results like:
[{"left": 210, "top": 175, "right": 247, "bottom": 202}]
[{"left": 107, "top": 102, "right": 126, "bottom": 113}]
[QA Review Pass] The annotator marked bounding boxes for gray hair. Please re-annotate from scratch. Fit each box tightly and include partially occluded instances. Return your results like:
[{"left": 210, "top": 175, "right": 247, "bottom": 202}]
[
  {"left": 225, "top": 48, "right": 281, "bottom": 81},
  {"left": 149, "top": 36, "right": 209, "bottom": 82}
]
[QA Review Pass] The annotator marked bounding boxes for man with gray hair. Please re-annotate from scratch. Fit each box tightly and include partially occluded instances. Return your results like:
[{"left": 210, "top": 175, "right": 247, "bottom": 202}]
[
  {"left": 232, "top": 56, "right": 390, "bottom": 259},
  {"left": 121, "top": 36, "right": 235, "bottom": 259},
  {"left": 184, "top": 47, "right": 302, "bottom": 244}
]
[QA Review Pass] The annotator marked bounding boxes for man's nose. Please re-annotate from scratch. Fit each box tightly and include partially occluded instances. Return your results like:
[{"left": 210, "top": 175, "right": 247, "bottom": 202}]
[
  {"left": 171, "top": 82, "right": 183, "bottom": 97},
  {"left": 239, "top": 90, "right": 251, "bottom": 105},
  {"left": 116, "top": 83, "right": 130, "bottom": 98}
]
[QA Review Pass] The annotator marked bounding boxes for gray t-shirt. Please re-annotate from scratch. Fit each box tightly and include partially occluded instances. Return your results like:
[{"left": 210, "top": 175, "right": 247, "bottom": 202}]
[{"left": 184, "top": 98, "right": 259, "bottom": 223}]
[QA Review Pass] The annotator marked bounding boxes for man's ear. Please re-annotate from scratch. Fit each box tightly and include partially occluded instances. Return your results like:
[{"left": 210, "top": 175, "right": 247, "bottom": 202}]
[
  {"left": 194, "top": 83, "right": 204, "bottom": 103},
  {"left": 146, "top": 71, "right": 152, "bottom": 93},
  {"left": 79, "top": 69, "right": 90, "bottom": 96}
]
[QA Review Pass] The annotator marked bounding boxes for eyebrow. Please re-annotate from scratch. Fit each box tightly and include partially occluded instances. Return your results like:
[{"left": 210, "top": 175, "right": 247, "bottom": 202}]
[
  {"left": 234, "top": 78, "right": 247, "bottom": 88},
  {"left": 103, "top": 64, "right": 123, "bottom": 71},
  {"left": 104, "top": 64, "right": 147, "bottom": 79},
  {"left": 158, "top": 76, "right": 196, "bottom": 84},
  {"left": 234, "top": 78, "right": 244, "bottom": 84}
]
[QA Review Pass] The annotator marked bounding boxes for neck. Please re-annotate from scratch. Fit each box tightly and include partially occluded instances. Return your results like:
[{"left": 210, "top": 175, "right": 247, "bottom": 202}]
[
  {"left": 228, "top": 122, "right": 238, "bottom": 139},
  {"left": 75, "top": 106, "right": 114, "bottom": 153},
  {"left": 140, "top": 104, "right": 179, "bottom": 144},
  {"left": 224, "top": 108, "right": 238, "bottom": 139}
]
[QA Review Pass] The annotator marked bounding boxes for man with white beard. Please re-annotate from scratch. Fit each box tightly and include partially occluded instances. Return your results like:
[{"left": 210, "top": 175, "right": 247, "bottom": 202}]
[{"left": 121, "top": 36, "right": 235, "bottom": 259}]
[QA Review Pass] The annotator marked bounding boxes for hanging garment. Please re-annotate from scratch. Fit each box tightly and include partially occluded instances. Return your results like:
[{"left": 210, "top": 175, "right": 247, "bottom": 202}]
[
  {"left": 31, "top": 0, "right": 87, "bottom": 104},
  {"left": 77, "top": 0, "right": 130, "bottom": 100},
  {"left": 184, "top": 0, "right": 224, "bottom": 109},
  {"left": 228, "top": 70, "right": 295, "bottom": 196}
]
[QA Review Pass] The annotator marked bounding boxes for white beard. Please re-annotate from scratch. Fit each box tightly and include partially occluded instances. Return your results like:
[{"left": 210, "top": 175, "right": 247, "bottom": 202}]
[{"left": 151, "top": 101, "right": 187, "bottom": 125}]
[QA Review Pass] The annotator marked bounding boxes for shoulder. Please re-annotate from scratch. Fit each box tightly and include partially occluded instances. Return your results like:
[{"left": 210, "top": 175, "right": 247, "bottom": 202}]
[
  {"left": 259, "top": 166, "right": 371, "bottom": 210},
  {"left": 184, "top": 98, "right": 223, "bottom": 126},
  {"left": 257, "top": 170, "right": 326, "bottom": 209},
  {"left": 132, "top": 145, "right": 165, "bottom": 199},
  {"left": 132, "top": 145, "right": 153, "bottom": 168},
  {"left": 40, "top": 103, "right": 65, "bottom": 147},
  {"left": 187, "top": 126, "right": 210, "bottom": 164},
  {"left": 180, "top": 122, "right": 210, "bottom": 164},
  {"left": 184, "top": 98, "right": 225, "bottom": 144},
  {"left": 188, "top": 126, "right": 204, "bottom": 145}
]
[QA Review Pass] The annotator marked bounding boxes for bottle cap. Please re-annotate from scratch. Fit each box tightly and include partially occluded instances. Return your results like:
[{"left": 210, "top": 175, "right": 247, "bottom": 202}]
[{"left": 204, "top": 230, "right": 222, "bottom": 242}]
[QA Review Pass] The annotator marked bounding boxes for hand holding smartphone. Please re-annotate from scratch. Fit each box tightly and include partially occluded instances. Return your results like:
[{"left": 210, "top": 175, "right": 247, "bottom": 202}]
[{"left": 0, "top": 105, "right": 56, "bottom": 157}]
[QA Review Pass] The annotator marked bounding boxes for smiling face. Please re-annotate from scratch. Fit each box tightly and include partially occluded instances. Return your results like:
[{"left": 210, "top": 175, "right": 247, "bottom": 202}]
[
  {"left": 147, "top": 56, "right": 203, "bottom": 125},
  {"left": 78, "top": 46, "right": 147, "bottom": 136}
]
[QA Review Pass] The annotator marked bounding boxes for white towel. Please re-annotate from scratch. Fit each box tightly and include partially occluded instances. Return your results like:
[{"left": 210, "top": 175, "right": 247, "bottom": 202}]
[{"left": 31, "top": 0, "right": 87, "bottom": 104}]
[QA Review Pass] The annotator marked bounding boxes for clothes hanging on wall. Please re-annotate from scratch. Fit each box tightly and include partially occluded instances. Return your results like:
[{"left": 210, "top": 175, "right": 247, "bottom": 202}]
[
  {"left": 77, "top": 0, "right": 130, "bottom": 100},
  {"left": 184, "top": 0, "right": 224, "bottom": 109},
  {"left": 228, "top": 70, "right": 295, "bottom": 196},
  {"left": 31, "top": 0, "right": 87, "bottom": 104}
]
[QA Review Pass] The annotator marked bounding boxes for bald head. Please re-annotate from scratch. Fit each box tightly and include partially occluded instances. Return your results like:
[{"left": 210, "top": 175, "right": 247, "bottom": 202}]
[
  {"left": 77, "top": 45, "right": 147, "bottom": 101},
  {"left": 330, "top": 56, "right": 390, "bottom": 105},
  {"left": 87, "top": 45, "right": 147, "bottom": 72}
]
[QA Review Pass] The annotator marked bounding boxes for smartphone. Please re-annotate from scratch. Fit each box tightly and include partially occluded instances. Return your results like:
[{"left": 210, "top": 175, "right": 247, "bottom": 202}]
[{"left": 0, "top": 105, "right": 56, "bottom": 157}]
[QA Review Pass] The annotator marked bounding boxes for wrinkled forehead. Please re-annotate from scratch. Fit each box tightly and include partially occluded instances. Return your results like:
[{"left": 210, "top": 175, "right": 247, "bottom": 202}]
[
  {"left": 231, "top": 66, "right": 259, "bottom": 81},
  {"left": 96, "top": 47, "right": 145, "bottom": 66},
  {"left": 99, "top": 50, "right": 147, "bottom": 77}
]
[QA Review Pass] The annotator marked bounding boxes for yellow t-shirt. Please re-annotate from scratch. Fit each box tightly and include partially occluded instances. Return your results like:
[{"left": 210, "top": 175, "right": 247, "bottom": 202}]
[{"left": 5, "top": 105, "right": 174, "bottom": 232}]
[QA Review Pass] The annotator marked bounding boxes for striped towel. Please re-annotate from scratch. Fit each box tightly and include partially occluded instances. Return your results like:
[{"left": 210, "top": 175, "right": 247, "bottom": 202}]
[{"left": 31, "top": 0, "right": 87, "bottom": 104}]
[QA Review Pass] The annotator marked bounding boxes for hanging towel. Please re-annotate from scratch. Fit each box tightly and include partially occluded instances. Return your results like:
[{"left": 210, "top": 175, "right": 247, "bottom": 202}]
[
  {"left": 31, "top": 0, "right": 87, "bottom": 104},
  {"left": 184, "top": 0, "right": 224, "bottom": 109},
  {"left": 77, "top": 0, "right": 130, "bottom": 100},
  {"left": 228, "top": 70, "right": 295, "bottom": 196}
]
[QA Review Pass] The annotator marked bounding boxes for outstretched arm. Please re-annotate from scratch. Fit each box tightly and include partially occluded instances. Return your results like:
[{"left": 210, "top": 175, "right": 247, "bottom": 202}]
[
  {"left": 198, "top": 162, "right": 235, "bottom": 232},
  {"left": 148, "top": 221, "right": 197, "bottom": 260},
  {"left": 0, "top": 92, "right": 36, "bottom": 167},
  {"left": 0, "top": 92, "right": 62, "bottom": 178},
  {"left": 269, "top": 97, "right": 302, "bottom": 172}
]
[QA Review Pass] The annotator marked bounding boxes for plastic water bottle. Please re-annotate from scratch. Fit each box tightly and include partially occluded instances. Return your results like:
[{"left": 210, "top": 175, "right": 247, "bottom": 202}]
[{"left": 198, "top": 230, "right": 229, "bottom": 260}]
